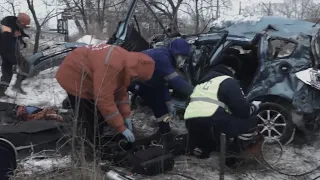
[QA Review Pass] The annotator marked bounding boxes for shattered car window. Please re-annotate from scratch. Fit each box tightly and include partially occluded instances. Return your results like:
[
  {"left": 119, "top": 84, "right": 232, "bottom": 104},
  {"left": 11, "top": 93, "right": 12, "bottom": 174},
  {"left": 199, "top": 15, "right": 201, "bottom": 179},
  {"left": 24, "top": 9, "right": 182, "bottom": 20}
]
[{"left": 266, "top": 39, "right": 297, "bottom": 61}]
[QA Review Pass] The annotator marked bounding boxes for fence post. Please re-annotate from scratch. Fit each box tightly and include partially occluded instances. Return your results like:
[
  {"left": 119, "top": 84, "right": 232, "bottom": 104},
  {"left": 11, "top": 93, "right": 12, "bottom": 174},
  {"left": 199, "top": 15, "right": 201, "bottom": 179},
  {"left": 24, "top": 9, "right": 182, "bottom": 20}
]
[{"left": 219, "top": 133, "right": 226, "bottom": 180}]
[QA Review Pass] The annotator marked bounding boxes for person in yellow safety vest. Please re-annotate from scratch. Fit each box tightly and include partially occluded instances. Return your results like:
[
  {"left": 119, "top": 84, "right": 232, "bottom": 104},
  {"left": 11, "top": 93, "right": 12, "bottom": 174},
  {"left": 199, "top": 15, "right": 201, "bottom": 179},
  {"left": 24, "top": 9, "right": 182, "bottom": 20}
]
[{"left": 184, "top": 55, "right": 263, "bottom": 167}]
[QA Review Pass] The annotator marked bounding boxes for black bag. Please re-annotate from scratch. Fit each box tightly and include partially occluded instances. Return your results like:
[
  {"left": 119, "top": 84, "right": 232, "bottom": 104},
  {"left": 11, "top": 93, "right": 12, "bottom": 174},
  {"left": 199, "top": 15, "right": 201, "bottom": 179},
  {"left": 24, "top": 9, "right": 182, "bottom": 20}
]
[{"left": 127, "top": 146, "right": 175, "bottom": 176}]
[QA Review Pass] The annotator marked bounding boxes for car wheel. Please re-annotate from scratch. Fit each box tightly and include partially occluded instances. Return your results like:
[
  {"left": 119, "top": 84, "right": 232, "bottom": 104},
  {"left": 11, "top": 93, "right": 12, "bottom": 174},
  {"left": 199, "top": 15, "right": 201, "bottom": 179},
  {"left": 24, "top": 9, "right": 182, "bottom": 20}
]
[{"left": 256, "top": 102, "right": 295, "bottom": 145}]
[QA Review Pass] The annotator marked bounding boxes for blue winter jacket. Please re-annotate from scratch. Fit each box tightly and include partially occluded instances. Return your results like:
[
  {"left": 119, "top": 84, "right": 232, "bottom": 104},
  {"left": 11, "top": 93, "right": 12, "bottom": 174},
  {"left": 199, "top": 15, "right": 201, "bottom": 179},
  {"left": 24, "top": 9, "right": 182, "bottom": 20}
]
[{"left": 141, "top": 38, "right": 194, "bottom": 101}]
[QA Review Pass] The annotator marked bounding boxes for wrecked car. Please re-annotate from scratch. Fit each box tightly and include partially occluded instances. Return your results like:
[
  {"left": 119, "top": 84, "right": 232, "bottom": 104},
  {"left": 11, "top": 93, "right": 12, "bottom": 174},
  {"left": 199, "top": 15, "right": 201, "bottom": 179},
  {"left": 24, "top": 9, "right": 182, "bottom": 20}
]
[
  {"left": 24, "top": 42, "right": 87, "bottom": 77},
  {"left": 107, "top": 0, "right": 320, "bottom": 144},
  {"left": 165, "top": 17, "right": 320, "bottom": 145}
]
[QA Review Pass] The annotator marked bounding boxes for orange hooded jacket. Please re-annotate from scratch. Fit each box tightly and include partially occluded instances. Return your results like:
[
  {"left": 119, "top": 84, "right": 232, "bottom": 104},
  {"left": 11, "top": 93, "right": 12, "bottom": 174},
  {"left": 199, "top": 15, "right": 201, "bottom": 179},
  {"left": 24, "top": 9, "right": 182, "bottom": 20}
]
[{"left": 55, "top": 44, "right": 155, "bottom": 133}]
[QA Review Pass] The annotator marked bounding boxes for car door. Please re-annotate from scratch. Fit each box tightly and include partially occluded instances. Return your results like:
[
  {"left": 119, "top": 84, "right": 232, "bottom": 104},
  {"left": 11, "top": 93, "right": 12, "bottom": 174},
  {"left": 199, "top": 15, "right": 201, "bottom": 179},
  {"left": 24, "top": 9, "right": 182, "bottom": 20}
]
[
  {"left": 181, "top": 32, "right": 228, "bottom": 84},
  {"left": 311, "top": 28, "right": 320, "bottom": 68},
  {"left": 307, "top": 28, "right": 320, "bottom": 90},
  {"left": 246, "top": 33, "right": 302, "bottom": 101}
]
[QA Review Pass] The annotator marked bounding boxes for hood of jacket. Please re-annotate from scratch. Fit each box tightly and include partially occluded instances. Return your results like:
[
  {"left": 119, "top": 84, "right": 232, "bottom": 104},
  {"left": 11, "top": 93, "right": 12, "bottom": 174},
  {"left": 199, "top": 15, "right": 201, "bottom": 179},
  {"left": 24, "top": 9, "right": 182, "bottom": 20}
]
[
  {"left": 168, "top": 38, "right": 190, "bottom": 56},
  {"left": 124, "top": 52, "right": 155, "bottom": 84}
]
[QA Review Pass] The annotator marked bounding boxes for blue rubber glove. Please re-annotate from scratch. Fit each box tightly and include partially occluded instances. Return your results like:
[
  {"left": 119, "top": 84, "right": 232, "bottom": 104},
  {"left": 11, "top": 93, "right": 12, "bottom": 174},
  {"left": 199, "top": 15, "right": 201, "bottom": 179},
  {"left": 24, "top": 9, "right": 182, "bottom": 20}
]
[
  {"left": 124, "top": 118, "right": 133, "bottom": 131},
  {"left": 122, "top": 128, "right": 135, "bottom": 142},
  {"left": 166, "top": 101, "right": 176, "bottom": 119}
]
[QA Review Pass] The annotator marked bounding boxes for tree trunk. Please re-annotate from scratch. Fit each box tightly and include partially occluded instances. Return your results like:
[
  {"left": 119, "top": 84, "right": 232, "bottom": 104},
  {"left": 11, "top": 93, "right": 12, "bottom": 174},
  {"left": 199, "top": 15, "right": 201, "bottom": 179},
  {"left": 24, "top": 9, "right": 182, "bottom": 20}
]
[
  {"left": 171, "top": 8, "right": 179, "bottom": 34},
  {"left": 11, "top": 4, "right": 16, "bottom": 16},
  {"left": 195, "top": 0, "right": 199, "bottom": 33},
  {"left": 33, "top": 26, "right": 41, "bottom": 54},
  {"left": 26, "top": 0, "right": 41, "bottom": 54},
  {"left": 63, "top": 0, "right": 85, "bottom": 35},
  {"left": 73, "top": 17, "right": 85, "bottom": 35}
]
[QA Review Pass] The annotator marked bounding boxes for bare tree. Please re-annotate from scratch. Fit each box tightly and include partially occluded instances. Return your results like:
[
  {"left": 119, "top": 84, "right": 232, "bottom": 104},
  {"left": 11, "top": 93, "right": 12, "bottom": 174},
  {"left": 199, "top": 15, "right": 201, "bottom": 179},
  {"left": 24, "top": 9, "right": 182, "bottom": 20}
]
[
  {"left": 26, "top": 0, "right": 61, "bottom": 53},
  {"left": 274, "top": 0, "right": 315, "bottom": 19},
  {"left": 0, "top": 0, "right": 21, "bottom": 16},
  {"left": 243, "top": 0, "right": 320, "bottom": 20},
  {"left": 59, "top": 0, "right": 127, "bottom": 37},
  {"left": 147, "top": 0, "right": 184, "bottom": 34},
  {"left": 243, "top": 2, "right": 273, "bottom": 16},
  {"left": 62, "top": 0, "right": 85, "bottom": 35},
  {"left": 181, "top": 0, "right": 230, "bottom": 34}
]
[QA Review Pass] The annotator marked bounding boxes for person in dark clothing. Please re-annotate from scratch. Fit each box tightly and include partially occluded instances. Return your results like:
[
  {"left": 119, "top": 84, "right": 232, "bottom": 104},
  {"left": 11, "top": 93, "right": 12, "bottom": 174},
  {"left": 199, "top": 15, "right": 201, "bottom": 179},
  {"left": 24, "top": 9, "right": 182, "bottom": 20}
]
[
  {"left": 129, "top": 38, "right": 194, "bottom": 146},
  {"left": 17, "top": 30, "right": 30, "bottom": 48},
  {"left": 184, "top": 55, "right": 263, "bottom": 166},
  {"left": 0, "top": 13, "right": 31, "bottom": 96}
]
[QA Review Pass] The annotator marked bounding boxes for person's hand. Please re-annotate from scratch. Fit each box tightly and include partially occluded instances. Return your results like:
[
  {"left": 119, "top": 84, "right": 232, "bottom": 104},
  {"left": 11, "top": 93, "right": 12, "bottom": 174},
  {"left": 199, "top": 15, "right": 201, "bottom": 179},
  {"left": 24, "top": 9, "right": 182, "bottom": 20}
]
[
  {"left": 124, "top": 117, "right": 133, "bottom": 131},
  {"left": 252, "top": 101, "right": 262, "bottom": 109},
  {"left": 122, "top": 128, "right": 135, "bottom": 142},
  {"left": 250, "top": 101, "right": 262, "bottom": 114},
  {"left": 166, "top": 101, "right": 176, "bottom": 119}
]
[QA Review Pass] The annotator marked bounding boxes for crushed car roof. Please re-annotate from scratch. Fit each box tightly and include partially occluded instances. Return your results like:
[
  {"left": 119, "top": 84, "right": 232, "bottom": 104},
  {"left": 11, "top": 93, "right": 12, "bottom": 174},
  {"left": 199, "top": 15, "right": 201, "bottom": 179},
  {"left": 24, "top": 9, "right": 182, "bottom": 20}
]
[
  {"left": 209, "top": 16, "right": 320, "bottom": 41},
  {"left": 225, "top": 16, "right": 319, "bottom": 38}
]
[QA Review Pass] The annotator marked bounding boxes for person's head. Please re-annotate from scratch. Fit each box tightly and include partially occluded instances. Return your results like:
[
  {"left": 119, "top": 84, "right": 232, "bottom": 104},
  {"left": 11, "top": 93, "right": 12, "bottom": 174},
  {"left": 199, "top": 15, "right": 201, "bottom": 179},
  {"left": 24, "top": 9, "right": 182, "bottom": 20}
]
[
  {"left": 126, "top": 52, "right": 155, "bottom": 82},
  {"left": 17, "top": 13, "right": 31, "bottom": 29},
  {"left": 168, "top": 38, "right": 191, "bottom": 68},
  {"left": 212, "top": 55, "right": 242, "bottom": 76}
]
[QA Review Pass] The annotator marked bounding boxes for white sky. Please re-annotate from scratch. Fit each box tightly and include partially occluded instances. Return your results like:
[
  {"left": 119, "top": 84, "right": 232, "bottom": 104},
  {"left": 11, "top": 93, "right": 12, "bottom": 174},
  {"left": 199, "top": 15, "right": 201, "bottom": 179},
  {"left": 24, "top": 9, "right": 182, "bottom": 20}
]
[{"left": 0, "top": 0, "right": 283, "bottom": 35}]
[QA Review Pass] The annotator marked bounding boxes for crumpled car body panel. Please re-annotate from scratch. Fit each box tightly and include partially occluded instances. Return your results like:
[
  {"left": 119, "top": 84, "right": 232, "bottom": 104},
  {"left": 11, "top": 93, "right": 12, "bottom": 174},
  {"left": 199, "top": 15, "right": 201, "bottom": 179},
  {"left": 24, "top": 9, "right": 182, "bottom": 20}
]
[{"left": 246, "top": 32, "right": 319, "bottom": 114}]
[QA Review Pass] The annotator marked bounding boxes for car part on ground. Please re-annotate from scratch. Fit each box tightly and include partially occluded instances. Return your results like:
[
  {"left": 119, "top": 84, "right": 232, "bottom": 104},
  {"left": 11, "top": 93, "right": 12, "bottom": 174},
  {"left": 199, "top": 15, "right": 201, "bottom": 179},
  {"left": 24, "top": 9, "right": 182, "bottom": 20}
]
[
  {"left": 26, "top": 42, "right": 87, "bottom": 77},
  {"left": 257, "top": 102, "right": 295, "bottom": 145},
  {"left": 106, "top": 170, "right": 136, "bottom": 180},
  {"left": 0, "top": 138, "right": 17, "bottom": 180},
  {"left": 128, "top": 146, "right": 175, "bottom": 176}
]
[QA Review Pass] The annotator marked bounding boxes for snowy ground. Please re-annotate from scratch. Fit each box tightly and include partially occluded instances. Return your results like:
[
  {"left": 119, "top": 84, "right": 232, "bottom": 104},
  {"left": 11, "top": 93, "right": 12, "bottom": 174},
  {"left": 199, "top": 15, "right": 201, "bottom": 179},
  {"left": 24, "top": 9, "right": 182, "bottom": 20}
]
[
  {"left": 0, "top": 67, "right": 66, "bottom": 108},
  {"left": 1, "top": 67, "right": 319, "bottom": 180}
]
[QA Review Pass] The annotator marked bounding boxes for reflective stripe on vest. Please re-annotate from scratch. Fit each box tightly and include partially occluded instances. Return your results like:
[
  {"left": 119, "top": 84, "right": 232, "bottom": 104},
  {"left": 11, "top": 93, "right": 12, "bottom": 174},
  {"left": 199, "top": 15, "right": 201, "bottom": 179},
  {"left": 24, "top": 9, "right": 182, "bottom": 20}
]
[{"left": 184, "top": 75, "right": 231, "bottom": 119}]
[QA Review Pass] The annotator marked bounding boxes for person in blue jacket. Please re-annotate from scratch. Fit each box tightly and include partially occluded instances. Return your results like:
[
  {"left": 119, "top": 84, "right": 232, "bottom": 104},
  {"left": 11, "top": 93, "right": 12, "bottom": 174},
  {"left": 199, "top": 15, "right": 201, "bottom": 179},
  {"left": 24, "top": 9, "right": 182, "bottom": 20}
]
[{"left": 128, "top": 38, "right": 194, "bottom": 143}]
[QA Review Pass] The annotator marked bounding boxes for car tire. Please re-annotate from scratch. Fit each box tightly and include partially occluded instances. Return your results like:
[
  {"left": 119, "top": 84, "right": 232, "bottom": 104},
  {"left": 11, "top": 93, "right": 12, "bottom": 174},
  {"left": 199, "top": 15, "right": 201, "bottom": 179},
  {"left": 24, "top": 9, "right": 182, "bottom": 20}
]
[{"left": 257, "top": 102, "right": 295, "bottom": 145}]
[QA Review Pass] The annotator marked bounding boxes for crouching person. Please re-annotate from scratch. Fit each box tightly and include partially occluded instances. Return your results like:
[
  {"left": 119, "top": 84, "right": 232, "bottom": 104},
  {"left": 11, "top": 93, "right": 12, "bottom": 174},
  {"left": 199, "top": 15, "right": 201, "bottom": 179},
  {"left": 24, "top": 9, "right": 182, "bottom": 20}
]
[
  {"left": 184, "top": 55, "right": 263, "bottom": 167},
  {"left": 55, "top": 44, "right": 155, "bottom": 152}
]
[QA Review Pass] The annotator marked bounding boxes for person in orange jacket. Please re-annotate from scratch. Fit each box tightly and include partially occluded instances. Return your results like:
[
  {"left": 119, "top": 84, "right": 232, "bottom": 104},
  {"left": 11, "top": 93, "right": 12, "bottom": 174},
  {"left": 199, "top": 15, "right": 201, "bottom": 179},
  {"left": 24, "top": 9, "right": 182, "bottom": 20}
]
[{"left": 55, "top": 44, "right": 155, "bottom": 145}]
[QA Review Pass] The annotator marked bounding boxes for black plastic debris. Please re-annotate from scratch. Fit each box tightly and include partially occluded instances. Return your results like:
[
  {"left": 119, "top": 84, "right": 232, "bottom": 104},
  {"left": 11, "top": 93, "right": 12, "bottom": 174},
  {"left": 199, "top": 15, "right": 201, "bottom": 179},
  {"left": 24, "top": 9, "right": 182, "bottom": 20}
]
[{"left": 0, "top": 138, "right": 17, "bottom": 180}]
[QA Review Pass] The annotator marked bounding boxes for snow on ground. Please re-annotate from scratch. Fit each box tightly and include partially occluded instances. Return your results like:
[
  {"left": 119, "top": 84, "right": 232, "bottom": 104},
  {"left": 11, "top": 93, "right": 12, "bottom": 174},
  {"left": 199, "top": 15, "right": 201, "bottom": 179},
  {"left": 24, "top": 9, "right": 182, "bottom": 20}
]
[
  {"left": 2, "top": 67, "right": 320, "bottom": 179},
  {"left": 0, "top": 67, "right": 66, "bottom": 108},
  {"left": 211, "top": 15, "right": 262, "bottom": 29},
  {"left": 20, "top": 155, "right": 70, "bottom": 175},
  {"left": 76, "top": 35, "right": 107, "bottom": 45}
]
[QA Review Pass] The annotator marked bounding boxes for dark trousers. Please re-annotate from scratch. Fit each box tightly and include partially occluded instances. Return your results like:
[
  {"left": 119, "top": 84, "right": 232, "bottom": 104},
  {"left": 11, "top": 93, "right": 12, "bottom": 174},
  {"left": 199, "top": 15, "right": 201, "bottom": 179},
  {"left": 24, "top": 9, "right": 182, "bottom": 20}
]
[
  {"left": 0, "top": 43, "right": 28, "bottom": 88},
  {"left": 132, "top": 82, "right": 171, "bottom": 133},
  {"left": 67, "top": 94, "right": 105, "bottom": 146},
  {"left": 0, "top": 56, "right": 14, "bottom": 87},
  {"left": 185, "top": 113, "right": 258, "bottom": 155},
  {"left": 135, "top": 83, "right": 169, "bottom": 118}
]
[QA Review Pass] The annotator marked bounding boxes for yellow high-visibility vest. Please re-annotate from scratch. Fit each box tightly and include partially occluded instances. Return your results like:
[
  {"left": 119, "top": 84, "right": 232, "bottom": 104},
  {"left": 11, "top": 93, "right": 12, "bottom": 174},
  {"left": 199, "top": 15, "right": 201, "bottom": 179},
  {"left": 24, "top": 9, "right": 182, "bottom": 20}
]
[{"left": 184, "top": 75, "right": 232, "bottom": 119}]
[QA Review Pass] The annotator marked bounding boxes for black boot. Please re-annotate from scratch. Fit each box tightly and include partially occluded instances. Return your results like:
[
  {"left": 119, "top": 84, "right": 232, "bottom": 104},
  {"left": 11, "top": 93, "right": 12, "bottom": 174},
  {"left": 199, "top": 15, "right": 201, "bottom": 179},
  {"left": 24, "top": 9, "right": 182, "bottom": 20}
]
[
  {"left": 12, "top": 74, "right": 27, "bottom": 95},
  {"left": 0, "top": 85, "right": 7, "bottom": 97}
]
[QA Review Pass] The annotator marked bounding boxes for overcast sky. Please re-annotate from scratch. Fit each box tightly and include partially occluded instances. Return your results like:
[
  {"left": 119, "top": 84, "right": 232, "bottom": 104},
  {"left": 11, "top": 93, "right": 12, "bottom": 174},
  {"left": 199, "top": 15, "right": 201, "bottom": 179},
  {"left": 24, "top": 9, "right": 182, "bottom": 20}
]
[{"left": 0, "top": 0, "right": 284, "bottom": 35}]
